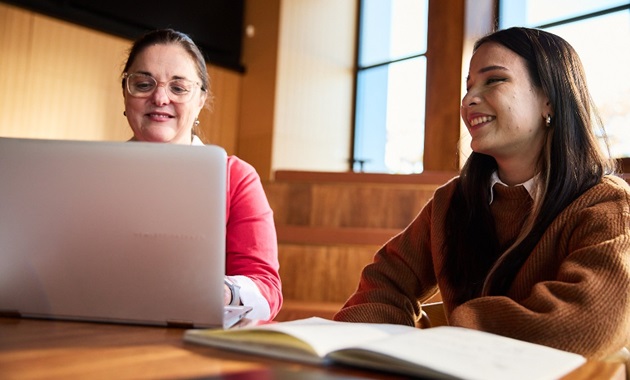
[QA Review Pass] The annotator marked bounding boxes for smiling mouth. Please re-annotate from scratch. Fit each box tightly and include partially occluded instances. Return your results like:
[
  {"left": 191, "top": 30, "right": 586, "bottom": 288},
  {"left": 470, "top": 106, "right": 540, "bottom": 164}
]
[
  {"left": 469, "top": 115, "right": 495, "bottom": 127},
  {"left": 147, "top": 113, "right": 174, "bottom": 120}
]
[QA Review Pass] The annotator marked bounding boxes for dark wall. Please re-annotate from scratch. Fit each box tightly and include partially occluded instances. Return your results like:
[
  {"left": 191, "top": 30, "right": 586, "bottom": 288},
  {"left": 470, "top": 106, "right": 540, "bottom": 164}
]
[{"left": 2, "top": 0, "right": 245, "bottom": 72}]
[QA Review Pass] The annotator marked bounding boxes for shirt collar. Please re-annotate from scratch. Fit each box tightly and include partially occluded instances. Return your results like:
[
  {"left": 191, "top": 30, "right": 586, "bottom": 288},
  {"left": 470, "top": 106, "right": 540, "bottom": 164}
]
[
  {"left": 191, "top": 135, "right": 204, "bottom": 146},
  {"left": 489, "top": 171, "right": 537, "bottom": 204}
]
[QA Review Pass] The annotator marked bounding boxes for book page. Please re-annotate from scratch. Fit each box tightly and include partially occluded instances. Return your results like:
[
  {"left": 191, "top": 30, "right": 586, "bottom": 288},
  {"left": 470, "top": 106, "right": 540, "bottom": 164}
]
[
  {"left": 185, "top": 329, "right": 327, "bottom": 364},
  {"left": 184, "top": 317, "right": 414, "bottom": 364},
  {"left": 329, "top": 326, "right": 586, "bottom": 380}
]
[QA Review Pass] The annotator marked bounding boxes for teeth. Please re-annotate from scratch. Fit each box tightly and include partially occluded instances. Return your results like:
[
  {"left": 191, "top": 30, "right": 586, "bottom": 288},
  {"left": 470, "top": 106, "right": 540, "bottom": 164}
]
[
  {"left": 470, "top": 116, "right": 495, "bottom": 126},
  {"left": 150, "top": 113, "right": 170, "bottom": 119}
]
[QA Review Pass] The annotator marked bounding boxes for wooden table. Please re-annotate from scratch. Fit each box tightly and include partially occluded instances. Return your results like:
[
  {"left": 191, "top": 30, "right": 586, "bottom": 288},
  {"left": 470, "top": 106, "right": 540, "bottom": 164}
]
[{"left": 0, "top": 317, "right": 625, "bottom": 380}]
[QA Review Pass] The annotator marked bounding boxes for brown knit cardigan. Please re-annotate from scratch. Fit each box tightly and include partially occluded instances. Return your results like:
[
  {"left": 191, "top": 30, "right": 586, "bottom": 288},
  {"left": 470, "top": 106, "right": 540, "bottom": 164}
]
[{"left": 334, "top": 175, "right": 630, "bottom": 360}]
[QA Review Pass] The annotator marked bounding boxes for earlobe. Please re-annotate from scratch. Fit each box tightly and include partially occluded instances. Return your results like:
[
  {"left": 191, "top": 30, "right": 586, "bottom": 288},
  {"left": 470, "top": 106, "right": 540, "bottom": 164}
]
[{"left": 542, "top": 100, "right": 554, "bottom": 121}]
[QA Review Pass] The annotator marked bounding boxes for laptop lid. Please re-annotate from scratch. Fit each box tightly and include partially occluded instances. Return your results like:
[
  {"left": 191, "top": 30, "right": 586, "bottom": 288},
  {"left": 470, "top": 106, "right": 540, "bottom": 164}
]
[{"left": 0, "top": 137, "right": 250, "bottom": 329}]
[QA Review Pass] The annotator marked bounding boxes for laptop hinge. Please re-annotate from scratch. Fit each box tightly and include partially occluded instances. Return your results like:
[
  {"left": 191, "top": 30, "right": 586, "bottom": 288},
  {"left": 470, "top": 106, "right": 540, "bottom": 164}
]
[
  {"left": 166, "top": 320, "right": 194, "bottom": 328},
  {"left": 0, "top": 310, "right": 22, "bottom": 318}
]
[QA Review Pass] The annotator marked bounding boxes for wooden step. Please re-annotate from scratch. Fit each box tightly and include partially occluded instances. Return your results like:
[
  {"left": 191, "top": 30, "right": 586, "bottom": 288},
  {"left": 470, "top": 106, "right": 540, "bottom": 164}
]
[
  {"left": 264, "top": 170, "right": 455, "bottom": 231},
  {"left": 278, "top": 243, "right": 378, "bottom": 303},
  {"left": 277, "top": 225, "right": 400, "bottom": 246}
]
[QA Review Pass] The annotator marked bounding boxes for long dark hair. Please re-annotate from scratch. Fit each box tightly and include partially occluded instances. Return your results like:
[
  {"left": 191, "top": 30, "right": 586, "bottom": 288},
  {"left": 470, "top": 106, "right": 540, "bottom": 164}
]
[{"left": 442, "top": 27, "right": 616, "bottom": 303}]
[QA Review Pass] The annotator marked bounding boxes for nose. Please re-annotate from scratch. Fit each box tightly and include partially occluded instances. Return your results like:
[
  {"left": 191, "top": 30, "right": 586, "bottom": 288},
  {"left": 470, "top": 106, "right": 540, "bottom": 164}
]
[
  {"left": 461, "top": 89, "right": 480, "bottom": 108},
  {"left": 151, "top": 84, "right": 170, "bottom": 106}
]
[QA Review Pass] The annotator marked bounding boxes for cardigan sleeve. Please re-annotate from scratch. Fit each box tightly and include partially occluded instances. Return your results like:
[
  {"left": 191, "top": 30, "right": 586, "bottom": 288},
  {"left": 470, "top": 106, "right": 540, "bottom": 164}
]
[
  {"left": 449, "top": 176, "right": 630, "bottom": 359},
  {"left": 332, "top": 180, "right": 453, "bottom": 325},
  {"left": 225, "top": 156, "right": 282, "bottom": 321}
]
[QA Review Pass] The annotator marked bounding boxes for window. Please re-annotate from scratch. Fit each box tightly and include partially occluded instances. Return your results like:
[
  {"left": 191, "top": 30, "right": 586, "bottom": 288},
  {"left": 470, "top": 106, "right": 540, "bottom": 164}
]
[
  {"left": 500, "top": 1, "right": 630, "bottom": 160},
  {"left": 351, "top": 0, "right": 429, "bottom": 173}
]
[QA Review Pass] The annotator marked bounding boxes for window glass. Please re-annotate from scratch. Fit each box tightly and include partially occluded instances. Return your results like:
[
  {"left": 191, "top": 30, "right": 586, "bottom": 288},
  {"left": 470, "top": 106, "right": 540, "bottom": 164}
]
[
  {"left": 384, "top": 57, "right": 427, "bottom": 173},
  {"left": 353, "top": 57, "right": 426, "bottom": 173},
  {"left": 353, "top": 0, "right": 428, "bottom": 173},
  {"left": 359, "top": 0, "right": 427, "bottom": 67},
  {"left": 354, "top": 67, "right": 388, "bottom": 172},
  {"left": 547, "top": 12, "right": 630, "bottom": 158},
  {"left": 500, "top": 0, "right": 628, "bottom": 28},
  {"left": 499, "top": 1, "right": 630, "bottom": 159}
]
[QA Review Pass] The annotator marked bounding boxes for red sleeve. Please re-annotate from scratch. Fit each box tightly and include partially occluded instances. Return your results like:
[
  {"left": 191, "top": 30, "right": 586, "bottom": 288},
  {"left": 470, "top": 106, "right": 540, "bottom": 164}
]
[{"left": 225, "top": 156, "right": 282, "bottom": 319}]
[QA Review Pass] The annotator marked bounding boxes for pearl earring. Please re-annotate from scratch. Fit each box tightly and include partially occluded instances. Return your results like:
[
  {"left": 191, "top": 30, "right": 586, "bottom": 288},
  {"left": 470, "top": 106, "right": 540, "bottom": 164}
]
[
  {"left": 194, "top": 118, "right": 200, "bottom": 127},
  {"left": 545, "top": 114, "right": 552, "bottom": 127}
]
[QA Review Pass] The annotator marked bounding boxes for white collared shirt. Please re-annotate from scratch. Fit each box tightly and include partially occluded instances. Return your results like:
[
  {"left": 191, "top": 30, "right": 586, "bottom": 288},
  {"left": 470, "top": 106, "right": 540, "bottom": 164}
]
[
  {"left": 191, "top": 135, "right": 204, "bottom": 146},
  {"left": 489, "top": 171, "right": 537, "bottom": 204}
]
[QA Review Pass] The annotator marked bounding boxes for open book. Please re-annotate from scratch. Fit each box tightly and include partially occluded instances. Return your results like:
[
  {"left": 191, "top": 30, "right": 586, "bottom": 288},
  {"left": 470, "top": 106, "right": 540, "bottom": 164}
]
[{"left": 184, "top": 317, "right": 586, "bottom": 380}]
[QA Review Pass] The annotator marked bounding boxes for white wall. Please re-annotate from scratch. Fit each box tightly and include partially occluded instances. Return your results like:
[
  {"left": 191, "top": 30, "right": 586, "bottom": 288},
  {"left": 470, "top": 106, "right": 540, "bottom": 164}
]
[{"left": 272, "top": 0, "right": 356, "bottom": 172}]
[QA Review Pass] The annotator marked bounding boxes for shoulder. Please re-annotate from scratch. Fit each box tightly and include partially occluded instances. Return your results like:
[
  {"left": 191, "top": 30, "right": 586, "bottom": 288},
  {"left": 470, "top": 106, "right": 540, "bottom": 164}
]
[
  {"left": 600, "top": 174, "right": 630, "bottom": 194},
  {"left": 432, "top": 176, "right": 461, "bottom": 202},
  {"left": 227, "top": 155, "right": 258, "bottom": 178},
  {"left": 414, "top": 176, "right": 460, "bottom": 220},
  {"left": 567, "top": 175, "right": 630, "bottom": 219},
  {"left": 583, "top": 175, "right": 630, "bottom": 205},
  {"left": 226, "top": 155, "right": 265, "bottom": 195}
]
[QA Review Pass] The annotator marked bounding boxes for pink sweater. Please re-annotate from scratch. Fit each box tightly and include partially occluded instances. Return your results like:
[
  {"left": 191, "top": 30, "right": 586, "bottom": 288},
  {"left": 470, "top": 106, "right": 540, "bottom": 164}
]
[{"left": 225, "top": 156, "right": 282, "bottom": 319}]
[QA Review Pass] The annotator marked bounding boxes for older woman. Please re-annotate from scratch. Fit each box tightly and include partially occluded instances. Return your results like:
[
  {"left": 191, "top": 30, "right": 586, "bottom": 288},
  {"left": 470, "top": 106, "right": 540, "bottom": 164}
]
[{"left": 121, "top": 29, "right": 282, "bottom": 321}]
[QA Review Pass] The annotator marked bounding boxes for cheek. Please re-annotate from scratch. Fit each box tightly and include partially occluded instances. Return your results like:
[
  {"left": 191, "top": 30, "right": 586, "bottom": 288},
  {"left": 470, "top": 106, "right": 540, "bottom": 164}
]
[
  {"left": 176, "top": 105, "right": 196, "bottom": 125},
  {"left": 124, "top": 98, "right": 143, "bottom": 116},
  {"left": 124, "top": 99, "right": 147, "bottom": 131},
  {"left": 183, "top": 101, "right": 203, "bottom": 119}
]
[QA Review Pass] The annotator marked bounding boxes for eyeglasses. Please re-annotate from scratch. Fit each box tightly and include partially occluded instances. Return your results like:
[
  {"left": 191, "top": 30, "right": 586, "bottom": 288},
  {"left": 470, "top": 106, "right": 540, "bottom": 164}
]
[{"left": 123, "top": 72, "right": 203, "bottom": 103}]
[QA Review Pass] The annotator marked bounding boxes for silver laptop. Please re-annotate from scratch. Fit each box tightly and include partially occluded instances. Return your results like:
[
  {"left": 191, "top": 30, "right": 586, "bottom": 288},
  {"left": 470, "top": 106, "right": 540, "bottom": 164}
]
[{"left": 0, "top": 137, "right": 251, "bottom": 329}]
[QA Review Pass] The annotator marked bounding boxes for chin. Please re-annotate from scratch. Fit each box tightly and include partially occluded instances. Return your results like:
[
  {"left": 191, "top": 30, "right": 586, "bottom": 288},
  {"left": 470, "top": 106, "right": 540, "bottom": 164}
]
[
  {"left": 137, "top": 129, "right": 178, "bottom": 143},
  {"left": 137, "top": 135, "right": 170, "bottom": 143}
]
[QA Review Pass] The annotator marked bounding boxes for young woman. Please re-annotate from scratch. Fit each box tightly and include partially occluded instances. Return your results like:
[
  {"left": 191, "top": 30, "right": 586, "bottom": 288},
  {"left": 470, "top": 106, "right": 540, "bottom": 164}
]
[
  {"left": 121, "top": 29, "right": 282, "bottom": 320},
  {"left": 334, "top": 27, "right": 630, "bottom": 360}
]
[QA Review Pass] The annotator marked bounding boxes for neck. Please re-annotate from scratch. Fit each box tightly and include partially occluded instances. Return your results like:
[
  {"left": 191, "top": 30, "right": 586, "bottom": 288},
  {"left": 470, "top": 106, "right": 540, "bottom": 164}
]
[{"left": 496, "top": 159, "right": 537, "bottom": 186}]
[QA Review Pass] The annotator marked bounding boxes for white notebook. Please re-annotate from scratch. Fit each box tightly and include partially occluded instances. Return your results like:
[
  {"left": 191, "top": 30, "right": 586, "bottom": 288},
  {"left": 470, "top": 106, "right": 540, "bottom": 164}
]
[{"left": 0, "top": 137, "right": 251, "bottom": 329}]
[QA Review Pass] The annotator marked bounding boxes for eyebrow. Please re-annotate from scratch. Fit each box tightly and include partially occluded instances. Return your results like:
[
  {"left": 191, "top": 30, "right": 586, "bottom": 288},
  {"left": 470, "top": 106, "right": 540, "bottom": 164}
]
[
  {"left": 132, "top": 71, "right": 189, "bottom": 80},
  {"left": 466, "top": 65, "right": 509, "bottom": 82},
  {"left": 479, "top": 65, "right": 509, "bottom": 74}
]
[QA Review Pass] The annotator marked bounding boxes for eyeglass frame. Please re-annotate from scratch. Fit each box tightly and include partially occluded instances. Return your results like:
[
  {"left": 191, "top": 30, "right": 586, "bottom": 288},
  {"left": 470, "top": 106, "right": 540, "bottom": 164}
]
[{"left": 122, "top": 72, "right": 206, "bottom": 103}]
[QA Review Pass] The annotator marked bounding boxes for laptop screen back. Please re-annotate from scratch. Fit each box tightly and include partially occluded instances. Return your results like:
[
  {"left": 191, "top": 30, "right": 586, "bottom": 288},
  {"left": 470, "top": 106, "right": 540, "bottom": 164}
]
[{"left": 0, "top": 137, "right": 231, "bottom": 328}]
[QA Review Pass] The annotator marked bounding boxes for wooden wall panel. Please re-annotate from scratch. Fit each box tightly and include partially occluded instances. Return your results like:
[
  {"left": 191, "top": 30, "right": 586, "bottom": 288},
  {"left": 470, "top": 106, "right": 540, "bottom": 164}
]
[
  {"left": 0, "top": 3, "right": 131, "bottom": 142},
  {"left": 278, "top": 244, "right": 378, "bottom": 303},
  {"left": 198, "top": 65, "right": 241, "bottom": 154},
  {"left": 265, "top": 182, "right": 313, "bottom": 226},
  {"left": 0, "top": 5, "right": 31, "bottom": 137},
  {"left": 308, "top": 184, "right": 435, "bottom": 229},
  {"left": 423, "top": 0, "right": 466, "bottom": 171},
  {"left": 237, "top": 0, "right": 281, "bottom": 179},
  {"left": 265, "top": 180, "right": 444, "bottom": 230}
]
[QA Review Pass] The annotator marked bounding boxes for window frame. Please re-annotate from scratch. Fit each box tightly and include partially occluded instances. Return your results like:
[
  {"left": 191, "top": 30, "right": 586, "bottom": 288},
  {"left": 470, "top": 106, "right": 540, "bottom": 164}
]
[
  {"left": 350, "top": 0, "right": 428, "bottom": 173},
  {"left": 350, "top": 0, "right": 495, "bottom": 173}
]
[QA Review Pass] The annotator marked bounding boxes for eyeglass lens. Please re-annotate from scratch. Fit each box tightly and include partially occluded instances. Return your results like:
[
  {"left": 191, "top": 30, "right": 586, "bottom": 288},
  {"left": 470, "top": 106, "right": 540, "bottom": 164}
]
[{"left": 126, "top": 74, "right": 197, "bottom": 102}]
